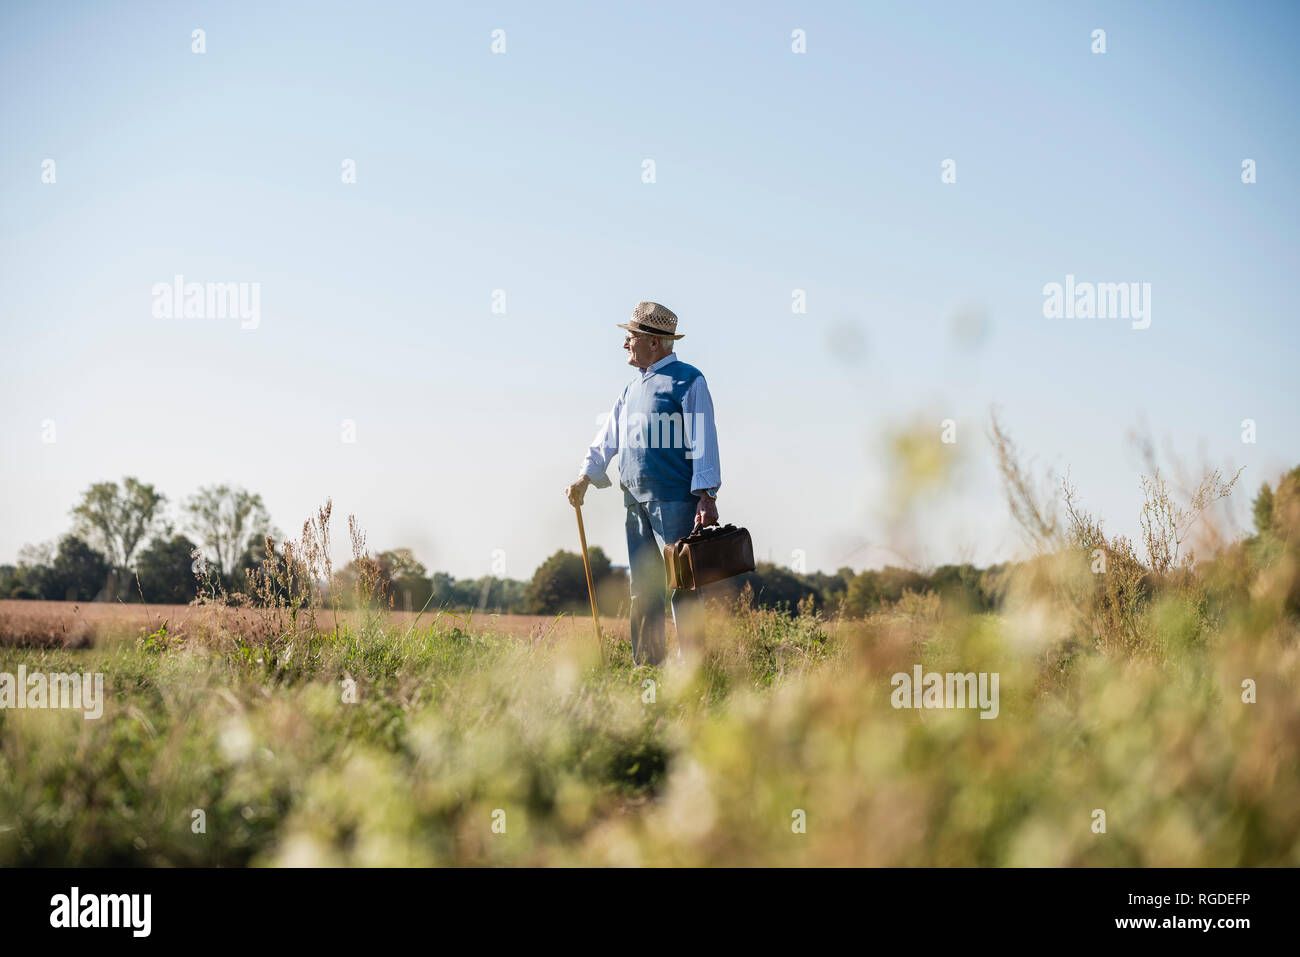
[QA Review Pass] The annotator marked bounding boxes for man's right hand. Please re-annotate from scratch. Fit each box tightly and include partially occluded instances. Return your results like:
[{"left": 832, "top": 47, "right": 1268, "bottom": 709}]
[{"left": 565, "top": 476, "right": 590, "bottom": 507}]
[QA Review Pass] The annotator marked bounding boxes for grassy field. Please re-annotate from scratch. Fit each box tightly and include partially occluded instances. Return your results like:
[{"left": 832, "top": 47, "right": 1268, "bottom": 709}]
[
  {"left": 3, "top": 433, "right": 1298, "bottom": 866},
  {"left": 0, "top": 574, "right": 1296, "bottom": 866}
]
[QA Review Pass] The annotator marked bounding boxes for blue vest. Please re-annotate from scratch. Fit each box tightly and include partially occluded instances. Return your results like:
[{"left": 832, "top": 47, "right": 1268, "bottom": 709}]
[{"left": 619, "top": 359, "right": 704, "bottom": 505}]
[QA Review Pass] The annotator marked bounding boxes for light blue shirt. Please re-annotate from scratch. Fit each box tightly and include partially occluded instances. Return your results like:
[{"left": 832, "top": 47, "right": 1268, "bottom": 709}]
[{"left": 580, "top": 353, "right": 721, "bottom": 496}]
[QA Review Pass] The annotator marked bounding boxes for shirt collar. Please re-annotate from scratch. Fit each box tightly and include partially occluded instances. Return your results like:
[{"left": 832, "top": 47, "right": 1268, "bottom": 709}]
[{"left": 641, "top": 353, "right": 679, "bottom": 377}]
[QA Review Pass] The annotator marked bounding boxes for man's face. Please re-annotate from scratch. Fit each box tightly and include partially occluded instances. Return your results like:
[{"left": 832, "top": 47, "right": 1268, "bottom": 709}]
[{"left": 623, "top": 331, "right": 664, "bottom": 368}]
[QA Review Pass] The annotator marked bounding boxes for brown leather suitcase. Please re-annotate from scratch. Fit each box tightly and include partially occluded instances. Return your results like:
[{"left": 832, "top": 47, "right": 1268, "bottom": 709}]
[{"left": 664, "top": 523, "right": 756, "bottom": 590}]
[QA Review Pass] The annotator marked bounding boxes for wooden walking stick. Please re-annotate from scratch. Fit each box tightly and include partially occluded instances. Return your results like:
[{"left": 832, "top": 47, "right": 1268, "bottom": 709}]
[{"left": 573, "top": 502, "right": 605, "bottom": 664}]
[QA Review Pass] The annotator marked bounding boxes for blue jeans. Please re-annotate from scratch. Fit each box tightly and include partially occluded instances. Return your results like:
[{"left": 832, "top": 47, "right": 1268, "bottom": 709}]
[{"left": 625, "top": 499, "right": 703, "bottom": 666}]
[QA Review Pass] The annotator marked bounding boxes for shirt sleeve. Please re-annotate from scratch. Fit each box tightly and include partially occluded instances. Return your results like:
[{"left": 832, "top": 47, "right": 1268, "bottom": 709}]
[
  {"left": 579, "top": 390, "right": 623, "bottom": 489},
  {"left": 682, "top": 376, "right": 721, "bottom": 494}
]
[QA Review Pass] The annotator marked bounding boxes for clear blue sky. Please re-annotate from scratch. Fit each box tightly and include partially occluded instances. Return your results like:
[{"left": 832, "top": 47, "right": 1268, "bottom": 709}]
[{"left": 2, "top": 0, "right": 1297, "bottom": 580}]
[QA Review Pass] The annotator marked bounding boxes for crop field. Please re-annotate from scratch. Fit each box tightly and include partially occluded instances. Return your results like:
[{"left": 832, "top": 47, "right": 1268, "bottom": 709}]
[{"left": 0, "top": 600, "right": 631, "bottom": 650}]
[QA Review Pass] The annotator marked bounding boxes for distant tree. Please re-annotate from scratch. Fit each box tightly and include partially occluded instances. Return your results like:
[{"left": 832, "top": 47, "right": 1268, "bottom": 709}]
[
  {"left": 135, "top": 534, "right": 201, "bottom": 604},
  {"left": 404, "top": 571, "right": 531, "bottom": 615},
  {"left": 184, "top": 485, "right": 273, "bottom": 578},
  {"left": 804, "top": 567, "right": 855, "bottom": 611},
  {"left": 486, "top": 577, "right": 529, "bottom": 614},
  {"left": 428, "top": 570, "right": 457, "bottom": 608},
  {"left": 70, "top": 477, "right": 166, "bottom": 571},
  {"left": 712, "top": 562, "right": 815, "bottom": 610},
  {"left": 844, "top": 566, "right": 930, "bottom": 616},
  {"left": 12, "top": 542, "right": 55, "bottom": 599},
  {"left": 326, "top": 548, "right": 533, "bottom": 616},
  {"left": 0, "top": 563, "right": 42, "bottom": 599},
  {"left": 1275, "top": 467, "right": 1300, "bottom": 540},
  {"left": 1244, "top": 466, "right": 1300, "bottom": 615},
  {"left": 376, "top": 548, "right": 433, "bottom": 612},
  {"left": 926, "top": 563, "right": 995, "bottom": 611},
  {"left": 1252, "top": 482, "right": 1275, "bottom": 536},
  {"left": 439, "top": 574, "right": 532, "bottom": 615},
  {"left": 330, "top": 547, "right": 433, "bottom": 610},
  {"left": 450, "top": 575, "right": 487, "bottom": 612},
  {"left": 17, "top": 541, "right": 53, "bottom": 568},
  {"left": 526, "top": 548, "right": 615, "bottom": 615},
  {"left": 43, "top": 535, "right": 111, "bottom": 601}
]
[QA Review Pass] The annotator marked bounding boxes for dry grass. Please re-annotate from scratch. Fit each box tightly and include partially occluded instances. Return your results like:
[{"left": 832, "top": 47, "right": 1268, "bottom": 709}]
[
  {"left": 0, "top": 600, "right": 630, "bottom": 650},
  {"left": 1, "top": 424, "right": 1297, "bottom": 866}
]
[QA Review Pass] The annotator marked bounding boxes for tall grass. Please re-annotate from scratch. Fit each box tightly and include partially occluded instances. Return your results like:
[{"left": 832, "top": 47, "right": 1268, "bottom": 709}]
[{"left": 1, "top": 423, "right": 1297, "bottom": 865}]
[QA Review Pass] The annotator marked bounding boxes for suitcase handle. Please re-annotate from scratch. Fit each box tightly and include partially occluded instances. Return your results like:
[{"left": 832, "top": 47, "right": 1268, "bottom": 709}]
[{"left": 679, "top": 522, "right": 737, "bottom": 544}]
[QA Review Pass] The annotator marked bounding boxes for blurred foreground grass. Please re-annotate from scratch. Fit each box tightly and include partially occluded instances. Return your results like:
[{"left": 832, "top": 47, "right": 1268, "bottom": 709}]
[
  {"left": 1, "top": 576, "right": 1295, "bottom": 866},
  {"left": 4, "top": 423, "right": 1298, "bottom": 866}
]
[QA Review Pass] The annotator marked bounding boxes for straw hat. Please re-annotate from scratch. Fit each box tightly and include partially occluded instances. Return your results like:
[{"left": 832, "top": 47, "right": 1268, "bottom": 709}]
[{"left": 617, "top": 301, "right": 684, "bottom": 340}]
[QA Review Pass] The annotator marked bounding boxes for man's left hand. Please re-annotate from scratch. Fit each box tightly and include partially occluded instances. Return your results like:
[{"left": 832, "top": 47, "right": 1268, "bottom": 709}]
[{"left": 695, "top": 493, "right": 719, "bottom": 529}]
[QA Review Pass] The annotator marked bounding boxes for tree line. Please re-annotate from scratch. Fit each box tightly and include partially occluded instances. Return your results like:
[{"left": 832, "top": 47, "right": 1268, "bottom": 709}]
[
  {"left": 0, "top": 477, "right": 626, "bottom": 615},
  {"left": 2, "top": 478, "right": 273, "bottom": 605},
  {"left": 4, "top": 470, "right": 1296, "bottom": 618}
]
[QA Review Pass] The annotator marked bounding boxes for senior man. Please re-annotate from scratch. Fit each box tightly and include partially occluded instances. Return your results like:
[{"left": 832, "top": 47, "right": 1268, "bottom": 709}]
[{"left": 564, "top": 302, "right": 721, "bottom": 667}]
